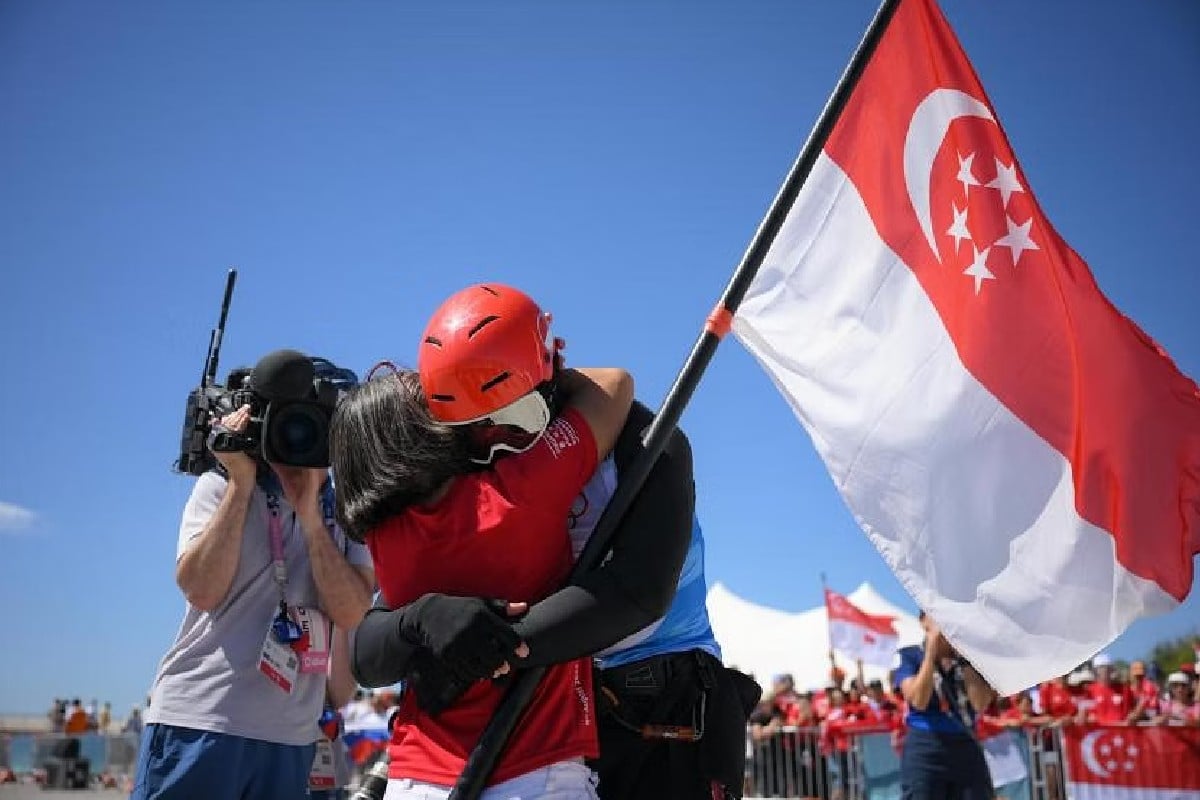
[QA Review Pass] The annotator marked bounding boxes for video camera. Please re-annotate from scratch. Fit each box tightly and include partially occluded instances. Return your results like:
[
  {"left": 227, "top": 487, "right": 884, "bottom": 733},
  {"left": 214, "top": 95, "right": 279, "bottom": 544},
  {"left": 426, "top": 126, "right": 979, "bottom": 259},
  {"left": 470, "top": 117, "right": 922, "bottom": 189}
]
[{"left": 175, "top": 270, "right": 354, "bottom": 475}]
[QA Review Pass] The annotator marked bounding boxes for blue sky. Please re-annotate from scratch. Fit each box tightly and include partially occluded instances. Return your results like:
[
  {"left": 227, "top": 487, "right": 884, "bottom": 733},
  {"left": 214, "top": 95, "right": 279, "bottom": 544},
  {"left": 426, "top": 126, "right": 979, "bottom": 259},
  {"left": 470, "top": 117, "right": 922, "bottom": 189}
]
[{"left": 1, "top": 1, "right": 1197, "bottom": 715}]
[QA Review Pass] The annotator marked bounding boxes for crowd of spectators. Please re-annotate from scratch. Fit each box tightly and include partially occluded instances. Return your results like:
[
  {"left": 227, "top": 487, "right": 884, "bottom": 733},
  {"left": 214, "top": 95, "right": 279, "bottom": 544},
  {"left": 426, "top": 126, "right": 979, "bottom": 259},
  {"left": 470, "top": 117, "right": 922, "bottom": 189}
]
[
  {"left": 745, "top": 652, "right": 1200, "bottom": 799},
  {"left": 44, "top": 698, "right": 132, "bottom": 735},
  {"left": 984, "top": 655, "right": 1200, "bottom": 729},
  {"left": 751, "top": 653, "right": 1200, "bottom": 738}
]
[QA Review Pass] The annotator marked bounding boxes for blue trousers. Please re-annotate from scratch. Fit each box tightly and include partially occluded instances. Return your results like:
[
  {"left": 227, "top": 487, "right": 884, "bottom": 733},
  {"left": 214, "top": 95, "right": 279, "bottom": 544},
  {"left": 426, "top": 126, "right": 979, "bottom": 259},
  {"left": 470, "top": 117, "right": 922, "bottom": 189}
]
[
  {"left": 901, "top": 727, "right": 993, "bottom": 800},
  {"left": 130, "top": 723, "right": 316, "bottom": 800}
]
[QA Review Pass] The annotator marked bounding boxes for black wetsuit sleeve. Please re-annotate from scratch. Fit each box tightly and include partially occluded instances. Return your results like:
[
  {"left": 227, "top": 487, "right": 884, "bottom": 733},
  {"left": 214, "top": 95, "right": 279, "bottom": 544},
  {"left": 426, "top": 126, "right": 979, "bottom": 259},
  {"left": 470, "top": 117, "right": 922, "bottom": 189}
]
[
  {"left": 511, "top": 400, "right": 694, "bottom": 667},
  {"left": 350, "top": 598, "right": 417, "bottom": 688}
]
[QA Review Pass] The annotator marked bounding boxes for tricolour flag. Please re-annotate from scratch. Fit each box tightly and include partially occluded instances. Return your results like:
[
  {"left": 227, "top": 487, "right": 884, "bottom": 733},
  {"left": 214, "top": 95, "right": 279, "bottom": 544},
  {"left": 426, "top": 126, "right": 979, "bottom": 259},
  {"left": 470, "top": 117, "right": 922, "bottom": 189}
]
[
  {"left": 825, "top": 587, "right": 899, "bottom": 667},
  {"left": 1062, "top": 725, "right": 1200, "bottom": 800},
  {"left": 732, "top": 0, "right": 1200, "bottom": 694}
]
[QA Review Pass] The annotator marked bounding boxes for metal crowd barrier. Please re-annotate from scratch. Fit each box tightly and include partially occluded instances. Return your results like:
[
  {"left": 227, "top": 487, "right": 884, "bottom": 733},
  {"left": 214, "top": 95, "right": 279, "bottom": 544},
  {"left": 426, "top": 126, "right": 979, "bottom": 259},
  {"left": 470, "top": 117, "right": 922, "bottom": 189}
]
[
  {"left": 744, "top": 722, "right": 1197, "bottom": 800},
  {"left": 4, "top": 723, "right": 1194, "bottom": 798},
  {"left": 745, "top": 724, "right": 885, "bottom": 800},
  {"left": 0, "top": 731, "right": 139, "bottom": 781}
]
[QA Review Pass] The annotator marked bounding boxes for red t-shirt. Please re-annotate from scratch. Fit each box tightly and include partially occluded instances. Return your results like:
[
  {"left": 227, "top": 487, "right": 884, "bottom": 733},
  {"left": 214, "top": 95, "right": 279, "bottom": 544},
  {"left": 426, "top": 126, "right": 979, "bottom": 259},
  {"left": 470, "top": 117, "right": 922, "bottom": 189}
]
[
  {"left": 772, "top": 691, "right": 803, "bottom": 726},
  {"left": 1038, "top": 682, "right": 1077, "bottom": 719},
  {"left": 1131, "top": 677, "right": 1161, "bottom": 716},
  {"left": 1086, "top": 682, "right": 1135, "bottom": 724},
  {"left": 367, "top": 409, "right": 600, "bottom": 786},
  {"left": 823, "top": 702, "right": 878, "bottom": 752}
]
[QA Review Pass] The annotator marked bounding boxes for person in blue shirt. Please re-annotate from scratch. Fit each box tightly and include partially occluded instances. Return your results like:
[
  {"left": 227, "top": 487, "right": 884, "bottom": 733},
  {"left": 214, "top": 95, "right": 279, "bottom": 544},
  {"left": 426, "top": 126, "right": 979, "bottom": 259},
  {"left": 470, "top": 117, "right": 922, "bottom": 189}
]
[{"left": 891, "top": 611, "right": 998, "bottom": 800}]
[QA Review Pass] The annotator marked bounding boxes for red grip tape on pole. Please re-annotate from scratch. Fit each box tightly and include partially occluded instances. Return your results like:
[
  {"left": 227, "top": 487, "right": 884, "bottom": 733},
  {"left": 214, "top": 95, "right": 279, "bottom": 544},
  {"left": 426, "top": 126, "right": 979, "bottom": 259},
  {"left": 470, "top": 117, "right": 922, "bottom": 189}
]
[{"left": 705, "top": 306, "right": 734, "bottom": 338}]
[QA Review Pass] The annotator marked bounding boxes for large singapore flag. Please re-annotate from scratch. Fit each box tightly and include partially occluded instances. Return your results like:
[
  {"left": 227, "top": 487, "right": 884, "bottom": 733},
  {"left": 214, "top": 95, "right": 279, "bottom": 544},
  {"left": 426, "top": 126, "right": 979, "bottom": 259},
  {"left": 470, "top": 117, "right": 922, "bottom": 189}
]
[{"left": 732, "top": 0, "right": 1200, "bottom": 693}]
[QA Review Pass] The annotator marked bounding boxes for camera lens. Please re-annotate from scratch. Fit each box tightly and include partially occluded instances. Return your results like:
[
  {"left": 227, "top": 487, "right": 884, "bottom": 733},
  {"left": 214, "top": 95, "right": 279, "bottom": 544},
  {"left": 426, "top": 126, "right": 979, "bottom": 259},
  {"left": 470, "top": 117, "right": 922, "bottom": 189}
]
[
  {"left": 280, "top": 414, "right": 318, "bottom": 452},
  {"left": 266, "top": 403, "right": 328, "bottom": 465}
]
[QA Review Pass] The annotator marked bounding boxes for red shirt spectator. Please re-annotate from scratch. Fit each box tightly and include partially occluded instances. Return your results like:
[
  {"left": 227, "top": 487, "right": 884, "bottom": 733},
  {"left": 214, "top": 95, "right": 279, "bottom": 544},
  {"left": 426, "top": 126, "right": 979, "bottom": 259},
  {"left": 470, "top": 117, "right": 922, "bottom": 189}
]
[
  {"left": 811, "top": 688, "right": 830, "bottom": 720},
  {"left": 1086, "top": 672, "right": 1135, "bottom": 724},
  {"left": 1039, "top": 678, "right": 1078, "bottom": 720},
  {"left": 769, "top": 674, "right": 805, "bottom": 726},
  {"left": 1127, "top": 661, "right": 1161, "bottom": 720},
  {"left": 823, "top": 689, "right": 878, "bottom": 752},
  {"left": 865, "top": 681, "right": 900, "bottom": 727}
]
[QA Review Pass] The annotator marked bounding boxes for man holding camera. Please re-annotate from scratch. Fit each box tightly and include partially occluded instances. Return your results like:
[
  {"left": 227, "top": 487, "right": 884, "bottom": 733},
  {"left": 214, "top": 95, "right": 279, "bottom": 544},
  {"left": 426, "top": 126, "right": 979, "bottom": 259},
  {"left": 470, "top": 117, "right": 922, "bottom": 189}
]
[{"left": 133, "top": 351, "right": 375, "bottom": 800}]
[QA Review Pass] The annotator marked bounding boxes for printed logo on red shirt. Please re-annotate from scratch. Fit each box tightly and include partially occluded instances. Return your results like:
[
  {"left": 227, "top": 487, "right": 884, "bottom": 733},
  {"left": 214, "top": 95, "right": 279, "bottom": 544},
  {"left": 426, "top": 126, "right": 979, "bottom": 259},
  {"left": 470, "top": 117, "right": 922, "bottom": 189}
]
[{"left": 542, "top": 417, "right": 581, "bottom": 459}]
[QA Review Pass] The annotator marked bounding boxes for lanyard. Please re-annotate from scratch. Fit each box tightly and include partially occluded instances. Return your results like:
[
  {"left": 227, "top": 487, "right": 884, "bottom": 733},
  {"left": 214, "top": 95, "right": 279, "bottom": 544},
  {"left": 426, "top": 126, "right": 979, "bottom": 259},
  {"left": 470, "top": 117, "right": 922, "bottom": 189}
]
[
  {"left": 265, "top": 489, "right": 338, "bottom": 609},
  {"left": 266, "top": 493, "right": 290, "bottom": 608}
]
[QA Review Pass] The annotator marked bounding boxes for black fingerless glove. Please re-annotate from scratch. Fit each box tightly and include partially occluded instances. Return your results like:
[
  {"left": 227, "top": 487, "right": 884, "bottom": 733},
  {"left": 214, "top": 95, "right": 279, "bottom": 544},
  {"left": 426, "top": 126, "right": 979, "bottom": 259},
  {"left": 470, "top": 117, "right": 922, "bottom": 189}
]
[
  {"left": 406, "top": 650, "right": 474, "bottom": 717},
  {"left": 399, "top": 594, "right": 521, "bottom": 684}
]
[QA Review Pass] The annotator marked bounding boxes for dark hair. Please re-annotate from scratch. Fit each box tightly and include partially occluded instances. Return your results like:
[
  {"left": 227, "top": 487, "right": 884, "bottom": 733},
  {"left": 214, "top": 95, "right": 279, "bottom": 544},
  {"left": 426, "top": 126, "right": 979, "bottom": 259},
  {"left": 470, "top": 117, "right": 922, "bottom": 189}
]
[{"left": 330, "top": 368, "right": 473, "bottom": 541}]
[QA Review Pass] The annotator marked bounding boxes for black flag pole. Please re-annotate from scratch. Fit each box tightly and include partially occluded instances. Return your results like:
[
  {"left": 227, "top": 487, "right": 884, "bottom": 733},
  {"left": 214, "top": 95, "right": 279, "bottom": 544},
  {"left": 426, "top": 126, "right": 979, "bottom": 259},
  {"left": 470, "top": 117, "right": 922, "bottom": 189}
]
[{"left": 449, "top": 1, "right": 901, "bottom": 796}]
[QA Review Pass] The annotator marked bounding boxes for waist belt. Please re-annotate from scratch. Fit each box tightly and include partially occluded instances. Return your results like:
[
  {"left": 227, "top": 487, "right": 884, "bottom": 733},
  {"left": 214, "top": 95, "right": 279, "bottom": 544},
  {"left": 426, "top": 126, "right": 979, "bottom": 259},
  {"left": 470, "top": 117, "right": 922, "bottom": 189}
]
[{"left": 597, "top": 650, "right": 717, "bottom": 742}]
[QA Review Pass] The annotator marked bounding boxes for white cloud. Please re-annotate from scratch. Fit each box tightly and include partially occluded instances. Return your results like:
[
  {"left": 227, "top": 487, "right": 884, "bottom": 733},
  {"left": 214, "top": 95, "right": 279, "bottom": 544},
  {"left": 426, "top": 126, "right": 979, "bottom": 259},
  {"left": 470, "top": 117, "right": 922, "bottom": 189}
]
[{"left": 0, "top": 501, "right": 36, "bottom": 531}]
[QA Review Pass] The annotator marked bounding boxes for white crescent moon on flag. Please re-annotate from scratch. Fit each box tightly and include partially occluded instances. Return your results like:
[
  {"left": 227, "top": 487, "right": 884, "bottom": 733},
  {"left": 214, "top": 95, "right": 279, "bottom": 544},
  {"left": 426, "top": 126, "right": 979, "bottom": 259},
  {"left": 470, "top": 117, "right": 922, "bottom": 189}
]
[
  {"left": 1080, "top": 730, "right": 1111, "bottom": 778},
  {"left": 903, "top": 88, "right": 996, "bottom": 260}
]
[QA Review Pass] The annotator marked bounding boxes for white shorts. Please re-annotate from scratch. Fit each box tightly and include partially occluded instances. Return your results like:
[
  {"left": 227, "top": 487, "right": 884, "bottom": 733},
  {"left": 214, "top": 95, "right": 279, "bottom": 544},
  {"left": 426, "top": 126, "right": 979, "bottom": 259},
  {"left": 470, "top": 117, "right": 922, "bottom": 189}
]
[{"left": 383, "top": 759, "right": 599, "bottom": 800}]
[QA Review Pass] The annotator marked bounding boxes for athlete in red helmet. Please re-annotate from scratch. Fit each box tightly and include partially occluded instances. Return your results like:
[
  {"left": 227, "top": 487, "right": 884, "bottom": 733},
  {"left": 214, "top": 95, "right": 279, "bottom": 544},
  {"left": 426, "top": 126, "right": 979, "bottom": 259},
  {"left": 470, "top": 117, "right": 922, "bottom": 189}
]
[
  {"left": 417, "top": 284, "right": 563, "bottom": 463},
  {"left": 345, "top": 284, "right": 760, "bottom": 799},
  {"left": 331, "top": 284, "right": 633, "bottom": 798}
]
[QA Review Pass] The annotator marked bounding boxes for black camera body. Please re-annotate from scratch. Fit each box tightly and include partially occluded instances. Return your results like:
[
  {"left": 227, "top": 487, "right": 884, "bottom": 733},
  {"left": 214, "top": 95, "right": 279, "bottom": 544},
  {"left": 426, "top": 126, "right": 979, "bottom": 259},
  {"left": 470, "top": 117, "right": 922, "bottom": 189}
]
[
  {"left": 207, "top": 353, "right": 341, "bottom": 469},
  {"left": 174, "top": 271, "right": 347, "bottom": 476}
]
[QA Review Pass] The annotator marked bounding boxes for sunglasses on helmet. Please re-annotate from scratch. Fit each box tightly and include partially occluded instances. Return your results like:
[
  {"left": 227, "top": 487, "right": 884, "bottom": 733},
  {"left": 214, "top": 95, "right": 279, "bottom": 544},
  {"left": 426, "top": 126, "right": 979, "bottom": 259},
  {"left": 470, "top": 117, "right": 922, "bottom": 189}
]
[{"left": 459, "top": 390, "right": 552, "bottom": 465}]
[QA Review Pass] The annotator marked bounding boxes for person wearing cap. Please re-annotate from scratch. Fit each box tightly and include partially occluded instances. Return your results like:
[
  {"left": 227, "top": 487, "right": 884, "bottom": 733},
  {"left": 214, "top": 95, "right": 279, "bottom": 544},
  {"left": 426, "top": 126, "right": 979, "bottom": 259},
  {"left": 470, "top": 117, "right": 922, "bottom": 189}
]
[
  {"left": 1084, "top": 653, "right": 1137, "bottom": 725},
  {"left": 1127, "top": 661, "right": 1161, "bottom": 722},
  {"left": 132, "top": 352, "right": 375, "bottom": 800},
  {"left": 1153, "top": 673, "right": 1200, "bottom": 726},
  {"left": 891, "top": 612, "right": 998, "bottom": 800}
]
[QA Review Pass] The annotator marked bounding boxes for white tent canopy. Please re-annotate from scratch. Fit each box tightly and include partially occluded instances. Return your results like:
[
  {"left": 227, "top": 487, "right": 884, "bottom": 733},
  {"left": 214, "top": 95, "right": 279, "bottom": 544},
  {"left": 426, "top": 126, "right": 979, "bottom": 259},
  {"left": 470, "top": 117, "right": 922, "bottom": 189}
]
[{"left": 707, "top": 581, "right": 924, "bottom": 692}]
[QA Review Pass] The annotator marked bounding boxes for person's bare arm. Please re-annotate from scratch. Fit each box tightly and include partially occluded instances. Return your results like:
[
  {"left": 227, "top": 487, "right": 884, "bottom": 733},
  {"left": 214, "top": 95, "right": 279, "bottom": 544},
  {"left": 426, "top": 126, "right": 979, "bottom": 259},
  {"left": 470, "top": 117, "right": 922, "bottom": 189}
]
[
  {"left": 282, "top": 467, "right": 375, "bottom": 630},
  {"left": 559, "top": 367, "right": 634, "bottom": 460},
  {"left": 175, "top": 479, "right": 254, "bottom": 609},
  {"left": 303, "top": 515, "right": 374, "bottom": 629},
  {"left": 902, "top": 624, "right": 951, "bottom": 711},
  {"left": 175, "top": 405, "right": 259, "bottom": 611},
  {"left": 326, "top": 626, "right": 359, "bottom": 710}
]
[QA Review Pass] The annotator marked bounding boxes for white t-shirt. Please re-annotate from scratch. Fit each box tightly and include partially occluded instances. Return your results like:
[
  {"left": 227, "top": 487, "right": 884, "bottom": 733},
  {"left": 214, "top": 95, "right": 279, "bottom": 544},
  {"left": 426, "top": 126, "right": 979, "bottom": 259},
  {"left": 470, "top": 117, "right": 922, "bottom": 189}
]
[{"left": 145, "top": 471, "right": 373, "bottom": 746}]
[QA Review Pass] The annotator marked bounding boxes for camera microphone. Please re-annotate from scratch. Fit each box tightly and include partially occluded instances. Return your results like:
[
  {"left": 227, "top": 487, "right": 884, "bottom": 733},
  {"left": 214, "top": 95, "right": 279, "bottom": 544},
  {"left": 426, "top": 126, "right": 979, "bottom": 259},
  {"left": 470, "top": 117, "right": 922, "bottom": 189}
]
[{"left": 250, "top": 349, "right": 316, "bottom": 400}]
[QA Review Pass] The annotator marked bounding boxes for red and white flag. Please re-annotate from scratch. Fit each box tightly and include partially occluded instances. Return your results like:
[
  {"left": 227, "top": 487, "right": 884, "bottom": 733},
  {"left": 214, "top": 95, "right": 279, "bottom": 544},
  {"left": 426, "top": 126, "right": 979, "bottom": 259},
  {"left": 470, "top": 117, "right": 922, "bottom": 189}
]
[
  {"left": 1062, "top": 725, "right": 1200, "bottom": 800},
  {"left": 825, "top": 588, "right": 898, "bottom": 666},
  {"left": 732, "top": 0, "right": 1200, "bottom": 693}
]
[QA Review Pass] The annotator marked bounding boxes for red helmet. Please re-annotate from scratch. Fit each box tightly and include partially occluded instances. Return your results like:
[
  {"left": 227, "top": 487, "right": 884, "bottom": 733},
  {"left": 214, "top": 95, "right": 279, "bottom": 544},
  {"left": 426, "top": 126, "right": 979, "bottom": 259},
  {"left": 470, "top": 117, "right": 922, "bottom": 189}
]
[{"left": 418, "top": 283, "right": 556, "bottom": 427}]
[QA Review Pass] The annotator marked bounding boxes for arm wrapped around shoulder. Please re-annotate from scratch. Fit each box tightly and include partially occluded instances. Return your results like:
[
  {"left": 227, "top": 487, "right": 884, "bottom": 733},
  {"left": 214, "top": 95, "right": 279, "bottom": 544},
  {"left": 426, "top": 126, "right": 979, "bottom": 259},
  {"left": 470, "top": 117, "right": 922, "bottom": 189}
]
[{"left": 512, "top": 400, "right": 695, "bottom": 666}]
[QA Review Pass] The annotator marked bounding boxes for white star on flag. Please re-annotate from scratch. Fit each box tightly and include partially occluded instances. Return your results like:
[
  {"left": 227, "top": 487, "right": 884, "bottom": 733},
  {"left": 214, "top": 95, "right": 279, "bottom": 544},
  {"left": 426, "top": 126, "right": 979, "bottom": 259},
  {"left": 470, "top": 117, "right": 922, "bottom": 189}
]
[
  {"left": 987, "top": 157, "right": 1024, "bottom": 207},
  {"left": 946, "top": 203, "right": 971, "bottom": 253},
  {"left": 994, "top": 215, "right": 1039, "bottom": 266},
  {"left": 963, "top": 244, "right": 994, "bottom": 294},
  {"left": 956, "top": 151, "right": 980, "bottom": 195}
]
